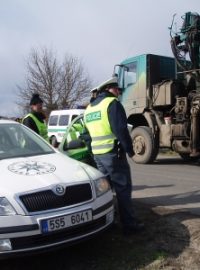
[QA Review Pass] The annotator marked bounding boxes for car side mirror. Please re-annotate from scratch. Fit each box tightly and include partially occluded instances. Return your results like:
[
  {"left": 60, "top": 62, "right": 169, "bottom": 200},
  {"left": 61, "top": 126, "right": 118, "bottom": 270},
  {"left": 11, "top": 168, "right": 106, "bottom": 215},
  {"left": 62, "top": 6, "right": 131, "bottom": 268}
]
[{"left": 63, "top": 139, "right": 85, "bottom": 150}]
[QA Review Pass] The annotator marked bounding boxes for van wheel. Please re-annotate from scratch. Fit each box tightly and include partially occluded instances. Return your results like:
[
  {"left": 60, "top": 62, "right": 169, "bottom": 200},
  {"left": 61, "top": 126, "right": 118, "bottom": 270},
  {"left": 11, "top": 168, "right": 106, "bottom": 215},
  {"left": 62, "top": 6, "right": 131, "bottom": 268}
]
[
  {"left": 51, "top": 136, "right": 58, "bottom": 148},
  {"left": 131, "top": 126, "right": 155, "bottom": 164}
]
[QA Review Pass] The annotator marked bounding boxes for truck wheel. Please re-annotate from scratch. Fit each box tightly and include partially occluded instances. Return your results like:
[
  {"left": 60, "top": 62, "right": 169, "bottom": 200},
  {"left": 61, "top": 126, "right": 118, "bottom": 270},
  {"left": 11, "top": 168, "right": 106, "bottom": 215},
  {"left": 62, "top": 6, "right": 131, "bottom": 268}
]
[
  {"left": 50, "top": 136, "right": 58, "bottom": 148},
  {"left": 131, "top": 126, "right": 155, "bottom": 164}
]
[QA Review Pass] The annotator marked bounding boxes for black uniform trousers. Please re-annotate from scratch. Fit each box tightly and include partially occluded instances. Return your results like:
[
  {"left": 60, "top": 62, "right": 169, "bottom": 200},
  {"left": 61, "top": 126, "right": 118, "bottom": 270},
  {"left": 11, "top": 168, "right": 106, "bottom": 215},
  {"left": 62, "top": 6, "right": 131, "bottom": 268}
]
[{"left": 94, "top": 149, "right": 136, "bottom": 229}]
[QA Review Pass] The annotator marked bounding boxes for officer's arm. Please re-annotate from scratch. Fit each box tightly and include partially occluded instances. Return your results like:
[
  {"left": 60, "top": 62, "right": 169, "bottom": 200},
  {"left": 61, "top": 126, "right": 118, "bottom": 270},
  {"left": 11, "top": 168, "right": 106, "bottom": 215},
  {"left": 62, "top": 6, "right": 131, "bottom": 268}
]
[{"left": 108, "top": 101, "right": 134, "bottom": 157}]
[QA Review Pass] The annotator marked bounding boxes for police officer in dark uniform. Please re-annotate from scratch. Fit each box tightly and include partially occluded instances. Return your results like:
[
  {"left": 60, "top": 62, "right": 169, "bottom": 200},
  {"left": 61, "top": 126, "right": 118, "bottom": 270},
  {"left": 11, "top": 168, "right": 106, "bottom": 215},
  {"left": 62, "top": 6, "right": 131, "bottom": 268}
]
[
  {"left": 84, "top": 77, "right": 144, "bottom": 235},
  {"left": 23, "top": 93, "right": 49, "bottom": 141}
]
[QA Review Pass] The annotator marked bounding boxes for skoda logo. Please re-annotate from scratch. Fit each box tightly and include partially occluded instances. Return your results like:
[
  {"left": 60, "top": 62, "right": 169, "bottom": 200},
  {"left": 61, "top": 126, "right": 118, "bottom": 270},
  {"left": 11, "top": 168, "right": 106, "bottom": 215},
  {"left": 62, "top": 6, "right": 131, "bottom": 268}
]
[{"left": 54, "top": 185, "right": 65, "bottom": 196}]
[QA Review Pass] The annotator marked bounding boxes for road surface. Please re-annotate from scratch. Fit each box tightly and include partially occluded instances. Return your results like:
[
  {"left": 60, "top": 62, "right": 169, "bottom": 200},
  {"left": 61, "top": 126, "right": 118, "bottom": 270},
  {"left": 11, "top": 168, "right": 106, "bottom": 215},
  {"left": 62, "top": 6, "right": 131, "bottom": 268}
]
[{"left": 130, "top": 154, "right": 200, "bottom": 215}]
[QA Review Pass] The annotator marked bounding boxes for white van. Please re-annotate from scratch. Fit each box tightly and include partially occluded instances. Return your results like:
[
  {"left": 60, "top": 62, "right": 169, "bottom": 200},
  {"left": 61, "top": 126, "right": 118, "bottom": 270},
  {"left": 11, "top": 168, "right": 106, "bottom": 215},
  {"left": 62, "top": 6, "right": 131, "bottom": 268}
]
[{"left": 48, "top": 109, "right": 85, "bottom": 147}]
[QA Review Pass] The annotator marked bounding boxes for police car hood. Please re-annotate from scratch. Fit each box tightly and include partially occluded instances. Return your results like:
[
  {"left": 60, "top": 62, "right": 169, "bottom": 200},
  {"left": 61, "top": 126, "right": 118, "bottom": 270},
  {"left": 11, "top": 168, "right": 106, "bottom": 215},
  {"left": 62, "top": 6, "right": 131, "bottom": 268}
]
[{"left": 0, "top": 152, "right": 102, "bottom": 196}]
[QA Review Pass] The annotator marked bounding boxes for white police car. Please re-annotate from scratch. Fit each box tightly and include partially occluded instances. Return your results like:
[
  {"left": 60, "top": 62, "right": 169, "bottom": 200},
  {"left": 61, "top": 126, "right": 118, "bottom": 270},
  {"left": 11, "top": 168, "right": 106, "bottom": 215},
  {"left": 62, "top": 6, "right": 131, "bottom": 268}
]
[{"left": 0, "top": 119, "right": 114, "bottom": 257}]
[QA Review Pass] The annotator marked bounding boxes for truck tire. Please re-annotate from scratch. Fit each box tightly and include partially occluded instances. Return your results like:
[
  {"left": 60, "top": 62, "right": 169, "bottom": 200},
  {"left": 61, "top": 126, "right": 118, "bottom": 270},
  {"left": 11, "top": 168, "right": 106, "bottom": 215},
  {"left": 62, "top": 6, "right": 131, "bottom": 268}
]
[
  {"left": 50, "top": 136, "right": 58, "bottom": 148},
  {"left": 131, "top": 126, "right": 155, "bottom": 164}
]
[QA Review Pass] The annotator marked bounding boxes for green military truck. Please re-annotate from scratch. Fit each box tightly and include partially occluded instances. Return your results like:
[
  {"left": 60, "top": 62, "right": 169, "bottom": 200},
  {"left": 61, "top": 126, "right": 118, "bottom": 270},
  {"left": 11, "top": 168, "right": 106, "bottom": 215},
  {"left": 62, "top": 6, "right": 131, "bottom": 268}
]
[{"left": 114, "top": 12, "right": 200, "bottom": 164}]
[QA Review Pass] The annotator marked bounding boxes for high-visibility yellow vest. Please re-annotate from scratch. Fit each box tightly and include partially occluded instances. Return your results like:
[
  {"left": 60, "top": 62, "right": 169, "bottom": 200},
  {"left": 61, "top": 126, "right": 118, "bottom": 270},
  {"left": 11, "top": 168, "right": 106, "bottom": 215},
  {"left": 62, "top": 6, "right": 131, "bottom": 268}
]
[
  {"left": 84, "top": 97, "right": 117, "bottom": 154},
  {"left": 23, "top": 113, "right": 49, "bottom": 142}
]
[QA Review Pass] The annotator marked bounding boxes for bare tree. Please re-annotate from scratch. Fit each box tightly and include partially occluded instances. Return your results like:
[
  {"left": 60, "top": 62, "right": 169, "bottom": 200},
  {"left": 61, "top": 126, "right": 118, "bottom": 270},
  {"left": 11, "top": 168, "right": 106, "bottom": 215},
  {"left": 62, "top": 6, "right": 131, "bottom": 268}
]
[
  {"left": 59, "top": 55, "right": 91, "bottom": 109},
  {"left": 17, "top": 47, "right": 91, "bottom": 117}
]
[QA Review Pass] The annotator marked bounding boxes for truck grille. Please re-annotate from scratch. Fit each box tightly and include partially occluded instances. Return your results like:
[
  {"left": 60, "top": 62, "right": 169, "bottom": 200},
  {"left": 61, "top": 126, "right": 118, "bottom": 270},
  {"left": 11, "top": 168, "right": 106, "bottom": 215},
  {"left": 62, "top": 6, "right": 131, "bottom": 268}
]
[{"left": 19, "top": 183, "right": 92, "bottom": 212}]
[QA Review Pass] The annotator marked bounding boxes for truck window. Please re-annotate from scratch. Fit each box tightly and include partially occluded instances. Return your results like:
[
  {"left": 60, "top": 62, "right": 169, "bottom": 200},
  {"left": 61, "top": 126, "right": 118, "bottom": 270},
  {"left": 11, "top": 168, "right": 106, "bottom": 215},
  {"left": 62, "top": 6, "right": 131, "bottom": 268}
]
[
  {"left": 124, "top": 62, "right": 137, "bottom": 88},
  {"left": 59, "top": 115, "right": 69, "bottom": 126},
  {"left": 49, "top": 115, "right": 58, "bottom": 126}
]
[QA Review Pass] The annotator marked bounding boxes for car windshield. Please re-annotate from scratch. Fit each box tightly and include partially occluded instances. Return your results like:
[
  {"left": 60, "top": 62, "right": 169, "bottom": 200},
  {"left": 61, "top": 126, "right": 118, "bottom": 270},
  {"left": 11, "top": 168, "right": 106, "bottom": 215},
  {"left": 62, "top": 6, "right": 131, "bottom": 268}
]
[{"left": 0, "top": 122, "right": 55, "bottom": 160}]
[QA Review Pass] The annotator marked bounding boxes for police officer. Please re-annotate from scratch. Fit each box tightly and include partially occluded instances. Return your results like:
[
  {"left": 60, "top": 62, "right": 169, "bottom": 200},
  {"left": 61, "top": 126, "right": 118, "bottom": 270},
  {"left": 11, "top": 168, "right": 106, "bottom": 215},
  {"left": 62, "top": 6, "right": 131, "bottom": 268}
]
[
  {"left": 23, "top": 93, "right": 49, "bottom": 141},
  {"left": 84, "top": 77, "right": 144, "bottom": 235}
]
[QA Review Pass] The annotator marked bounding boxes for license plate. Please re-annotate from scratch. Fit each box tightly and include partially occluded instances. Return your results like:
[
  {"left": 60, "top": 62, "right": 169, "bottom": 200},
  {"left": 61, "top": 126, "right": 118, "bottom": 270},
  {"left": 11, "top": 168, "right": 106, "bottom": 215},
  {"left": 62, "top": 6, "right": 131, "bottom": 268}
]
[{"left": 41, "top": 209, "right": 92, "bottom": 233}]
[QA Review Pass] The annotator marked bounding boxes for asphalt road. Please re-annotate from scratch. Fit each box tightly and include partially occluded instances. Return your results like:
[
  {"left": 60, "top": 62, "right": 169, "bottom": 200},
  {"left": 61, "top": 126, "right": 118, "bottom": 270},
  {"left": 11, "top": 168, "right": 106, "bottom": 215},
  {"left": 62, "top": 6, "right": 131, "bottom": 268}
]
[{"left": 130, "top": 154, "right": 200, "bottom": 215}]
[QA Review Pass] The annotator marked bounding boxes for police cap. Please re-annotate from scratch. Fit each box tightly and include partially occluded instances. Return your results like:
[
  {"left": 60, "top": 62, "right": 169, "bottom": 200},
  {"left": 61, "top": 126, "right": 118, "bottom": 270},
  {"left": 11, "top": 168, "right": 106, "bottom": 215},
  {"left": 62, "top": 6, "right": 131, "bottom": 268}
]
[{"left": 97, "top": 77, "right": 119, "bottom": 92}]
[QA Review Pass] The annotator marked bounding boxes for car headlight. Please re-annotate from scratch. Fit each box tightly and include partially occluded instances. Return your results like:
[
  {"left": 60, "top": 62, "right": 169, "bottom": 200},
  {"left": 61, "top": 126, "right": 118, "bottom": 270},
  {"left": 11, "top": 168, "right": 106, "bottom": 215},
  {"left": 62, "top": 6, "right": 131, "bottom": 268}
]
[
  {"left": 0, "top": 197, "right": 17, "bottom": 216},
  {"left": 94, "top": 178, "right": 111, "bottom": 197}
]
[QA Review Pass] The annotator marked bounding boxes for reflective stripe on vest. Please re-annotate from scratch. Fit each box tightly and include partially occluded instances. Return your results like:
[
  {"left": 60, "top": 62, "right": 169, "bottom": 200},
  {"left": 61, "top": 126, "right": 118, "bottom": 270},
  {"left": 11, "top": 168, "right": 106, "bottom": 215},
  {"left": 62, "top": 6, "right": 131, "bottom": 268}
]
[
  {"left": 23, "top": 113, "right": 49, "bottom": 142},
  {"left": 84, "top": 97, "right": 117, "bottom": 154}
]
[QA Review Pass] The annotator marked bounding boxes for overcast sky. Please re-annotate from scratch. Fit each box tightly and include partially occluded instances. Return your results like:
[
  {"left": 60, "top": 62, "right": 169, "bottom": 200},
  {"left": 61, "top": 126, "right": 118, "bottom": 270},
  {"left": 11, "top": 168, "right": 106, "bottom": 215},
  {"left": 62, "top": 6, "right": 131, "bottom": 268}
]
[{"left": 0, "top": 0, "right": 199, "bottom": 116}]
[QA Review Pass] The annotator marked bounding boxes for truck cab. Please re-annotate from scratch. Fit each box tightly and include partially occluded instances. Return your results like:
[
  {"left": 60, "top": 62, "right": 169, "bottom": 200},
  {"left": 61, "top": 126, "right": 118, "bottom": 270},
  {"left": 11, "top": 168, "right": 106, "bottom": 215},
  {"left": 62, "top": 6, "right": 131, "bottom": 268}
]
[{"left": 116, "top": 54, "right": 177, "bottom": 115}]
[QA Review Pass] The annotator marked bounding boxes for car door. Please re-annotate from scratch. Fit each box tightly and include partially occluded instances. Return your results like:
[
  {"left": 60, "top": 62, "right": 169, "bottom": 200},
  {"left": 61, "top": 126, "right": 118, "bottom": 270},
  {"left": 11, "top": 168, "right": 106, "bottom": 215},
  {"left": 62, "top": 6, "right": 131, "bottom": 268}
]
[{"left": 58, "top": 114, "right": 96, "bottom": 167}]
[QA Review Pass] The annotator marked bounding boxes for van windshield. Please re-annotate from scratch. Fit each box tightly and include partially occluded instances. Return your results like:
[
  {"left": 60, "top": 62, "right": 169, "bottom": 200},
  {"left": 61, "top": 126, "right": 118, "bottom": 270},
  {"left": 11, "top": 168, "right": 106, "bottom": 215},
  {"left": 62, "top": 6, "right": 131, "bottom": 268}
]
[{"left": 59, "top": 115, "right": 69, "bottom": 125}]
